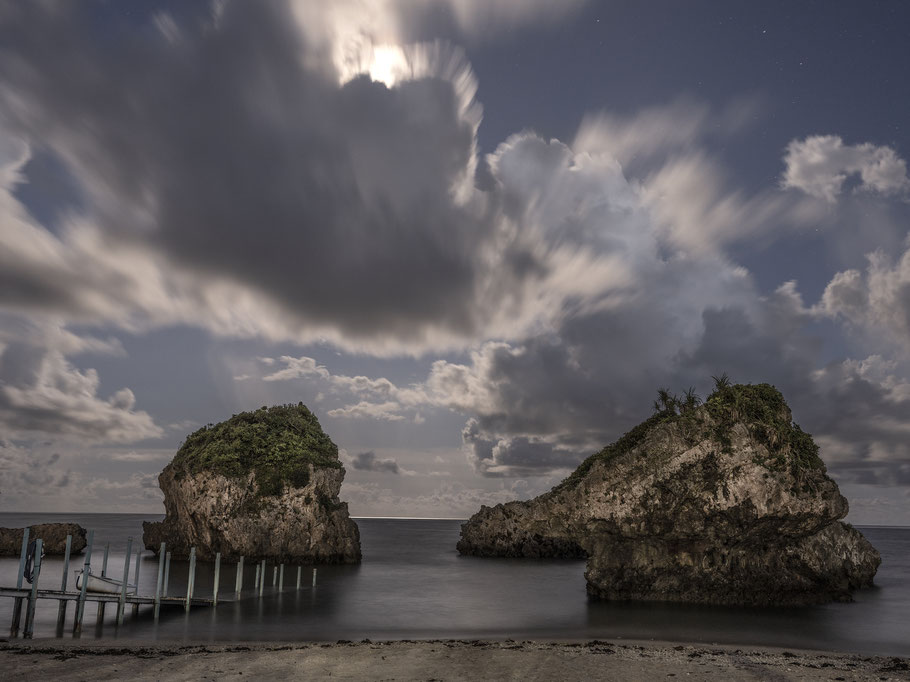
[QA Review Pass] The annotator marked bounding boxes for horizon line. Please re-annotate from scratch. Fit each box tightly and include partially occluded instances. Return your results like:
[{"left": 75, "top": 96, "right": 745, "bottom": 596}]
[{"left": 351, "top": 514, "right": 470, "bottom": 521}]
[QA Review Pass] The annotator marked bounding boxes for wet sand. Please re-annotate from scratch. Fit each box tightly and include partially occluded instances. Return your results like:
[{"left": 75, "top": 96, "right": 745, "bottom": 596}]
[{"left": 2, "top": 639, "right": 909, "bottom": 681}]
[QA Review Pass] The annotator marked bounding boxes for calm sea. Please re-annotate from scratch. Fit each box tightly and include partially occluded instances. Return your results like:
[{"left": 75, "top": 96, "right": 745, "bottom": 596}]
[{"left": 0, "top": 513, "right": 907, "bottom": 655}]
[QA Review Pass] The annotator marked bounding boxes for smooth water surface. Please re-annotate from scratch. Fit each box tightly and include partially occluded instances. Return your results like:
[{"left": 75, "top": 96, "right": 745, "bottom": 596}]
[{"left": 0, "top": 513, "right": 907, "bottom": 655}]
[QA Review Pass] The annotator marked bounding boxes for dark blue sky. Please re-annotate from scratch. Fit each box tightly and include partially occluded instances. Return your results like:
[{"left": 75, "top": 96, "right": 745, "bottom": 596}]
[{"left": 472, "top": 1, "right": 909, "bottom": 161}]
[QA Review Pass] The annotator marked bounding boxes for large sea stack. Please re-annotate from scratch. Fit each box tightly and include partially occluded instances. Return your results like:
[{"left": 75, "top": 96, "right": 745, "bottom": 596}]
[
  {"left": 143, "top": 404, "right": 361, "bottom": 563},
  {"left": 458, "top": 383, "right": 880, "bottom": 606}
]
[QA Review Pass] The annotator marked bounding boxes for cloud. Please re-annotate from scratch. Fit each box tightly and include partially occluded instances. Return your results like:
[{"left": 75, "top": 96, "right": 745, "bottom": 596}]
[
  {"left": 782, "top": 135, "right": 910, "bottom": 202},
  {"left": 303, "top": 274, "right": 910, "bottom": 484},
  {"left": 0, "top": 3, "right": 789, "bottom": 358},
  {"left": 640, "top": 151, "right": 825, "bottom": 253},
  {"left": 328, "top": 401, "right": 407, "bottom": 421},
  {"left": 574, "top": 97, "right": 757, "bottom": 169},
  {"left": 262, "top": 355, "right": 331, "bottom": 382},
  {"left": 110, "top": 450, "right": 173, "bottom": 463},
  {"left": 0, "top": 318, "right": 161, "bottom": 444},
  {"left": 292, "top": 0, "right": 589, "bottom": 72},
  {"left": 439, "top": 0, "right": 589, "bottom": 39},
  {"left": 0, "top": 3, "right": 492, "bottom": 353},
  {"left": 0, "top": 442, "right": 71, "bottom": 497},
  {"left": 461, "top": 419, "right": 582, "bottom": 477},
  {"left": 341, "top": 478, "right": 543, "bottom": 517},
  {"left": 350, "top": 450, "right": 401, "bottom": 474},
  {"left": 0, "top": 441, "right": 161, "bottom": 511},
  {"left": 0, "top": 347, "right": 162, "bottom": 443},
  {"left": 814, "top": 240, "right": 910, "bottom": 353},
  {"left": 0, "top": 3, "right": 612, "bottom": 355}
]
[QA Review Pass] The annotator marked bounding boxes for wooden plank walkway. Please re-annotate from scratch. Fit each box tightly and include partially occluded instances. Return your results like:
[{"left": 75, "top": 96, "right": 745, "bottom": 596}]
[
  {"left": 1, "top": 529, "right": 318, "bottom": 639},
  {"left": 0, "top": 587, "right": 217, "bottom": 607}
]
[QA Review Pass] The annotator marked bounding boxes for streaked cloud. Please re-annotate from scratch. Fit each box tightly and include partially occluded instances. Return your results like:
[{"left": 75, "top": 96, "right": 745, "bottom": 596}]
[{"left": 350, "top": 450, "right": 401, "bottom": 474}]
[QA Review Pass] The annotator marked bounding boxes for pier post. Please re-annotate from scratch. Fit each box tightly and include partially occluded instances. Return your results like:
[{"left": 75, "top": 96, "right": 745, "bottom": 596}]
[
  {"left": 163, "top": 551, "right": 172, "bottom": 595},
  {"left": 55, "top": 534, "right": 73, "bottom": 634},
  {"left": 97, "top": 542, "right": 110, "bottom": 624},
  {"left": 312, "top": 567, "right": 317, "bottom": 588},
  {"left": 213, "top": 552, "right": 221, "bottom": 606},
  {"left": 253, "top": 562, "right": 260, "bottom": 592},
  {"left": 185, "top": 547, "right": 196, "bottom": 612},
  {"left": 296, "top": 565, "right": 301, "bottom": 590},
  {"left": 132, "top": 550, "right": 142, "bottom": 616},
  {"left": 117, "top": 536, "right": 132, "bottom": 626},
  {"left": 154, "top": 542, "right": 165, "bottom": 621},
  {"left": 9, "top": 527, "right": 29, "bottom": 637},
  {"left": 23, "top": 538, "right": 43, "bottom": 638},
  {"left": 235, "top": 556, "right": 244, "bottom": 599},
  {"left": 279, "top": 564, "right": 284, "bottom": 591},
  {"left": 272, "top": 565, "right": 277, "bottom": 587},
  {"left": 73, "top": 529, "right": 94, "bottom": 637},
  {"left": 259, "top": 560, "right": 265, "bottom": 597}
]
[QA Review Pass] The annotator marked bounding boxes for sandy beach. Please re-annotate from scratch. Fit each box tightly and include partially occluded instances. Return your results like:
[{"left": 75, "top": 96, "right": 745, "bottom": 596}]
[{"left": 1, "top": 639, "right": 908, "bottom": 681}]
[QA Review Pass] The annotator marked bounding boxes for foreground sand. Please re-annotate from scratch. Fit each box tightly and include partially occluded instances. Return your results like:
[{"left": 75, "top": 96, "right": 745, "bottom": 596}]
[{"left": 1, "top": 639, "right": 908, "bottom": 681}]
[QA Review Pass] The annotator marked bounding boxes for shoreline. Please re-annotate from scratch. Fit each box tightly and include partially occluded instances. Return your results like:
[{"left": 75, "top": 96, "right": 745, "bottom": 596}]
[{"left": 2, "top": 639, "right": 908, "bottom": 680}]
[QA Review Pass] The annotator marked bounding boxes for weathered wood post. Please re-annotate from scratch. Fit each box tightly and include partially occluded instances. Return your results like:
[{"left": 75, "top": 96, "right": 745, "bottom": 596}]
[
  {"left": 56, "top": 534, "right": 73, "bottom": 634},
  {"left": 73, "top": 529, "right": 94, "bottom": 637},
  {"left": 296, "top": 565, "right": 302, "bottom": 590},
  {"left": 117, "top": 536, "right": 133, "bottom": 625},
  {"left": 279, "top": 563, "right": 284, "bottom": 591},
  {"left": 312, "top": 567, "right": 317, "bottom": 588},
  {"left": 235, "top": 556, "right": 244, "bottom": 599},
  {"left": 213, "top": 552, "right": 221, "bottom": 606},
  {"left": 272, "top": 565, "right": 277, "bottom": 587},
  {"left": 9, "top": 527, "right": 30, "bottom": 636},
  {"left": 253, "top": 562, "right": 260, "bottom": 592},
  {"left": 185, "top": 547, "right": 196, "bottom": 612},
  {"left": 97, "top": 542, "right": 110, "bottom": 623},
  {"left": 132, "top": 550, "right": 142, "bottom": 616},
  {"left": 154, "top": 542, "right": 165, "bottom": 621},
  {"left": 163, "top": 551, "right": 172, "bottom": 595},
  {"left": 23, "top": 538, "right": 43, "bottom": 638},
  {"left": 259, "top": 560, "right": 265, "bottom": 597}
]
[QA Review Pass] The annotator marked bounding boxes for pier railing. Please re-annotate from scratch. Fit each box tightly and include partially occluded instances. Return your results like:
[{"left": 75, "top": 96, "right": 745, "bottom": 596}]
[{"left": 1, "top": 529, "right": 319, "bottom": 639}]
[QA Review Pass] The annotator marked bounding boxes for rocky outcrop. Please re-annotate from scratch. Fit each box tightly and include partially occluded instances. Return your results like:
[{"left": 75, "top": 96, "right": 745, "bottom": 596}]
[
  {"left": 458, "top": 383, "right": 880, "bottom": 606},
  {"left": 142, "top": 404, "right": 361, "bottom": 563},
  {"left": 0, "top": 523, "right": 87, "bottom": 555}
]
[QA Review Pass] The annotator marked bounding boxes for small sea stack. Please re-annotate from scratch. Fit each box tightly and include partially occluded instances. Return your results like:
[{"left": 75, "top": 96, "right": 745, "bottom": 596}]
[
  {"left": 458, "top": 382, "right": 881, "bottom": 606},
  {"left": 0, "top": 523, "right": 87, "bottom": 555},
  {"left": 142, "top": 403, "right": 361, "bottom": 563}
]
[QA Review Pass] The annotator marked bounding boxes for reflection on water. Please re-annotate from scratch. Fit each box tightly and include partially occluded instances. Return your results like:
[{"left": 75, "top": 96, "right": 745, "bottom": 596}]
[{"left": 0, "top": 514, "right": 907, "bottom": 655}]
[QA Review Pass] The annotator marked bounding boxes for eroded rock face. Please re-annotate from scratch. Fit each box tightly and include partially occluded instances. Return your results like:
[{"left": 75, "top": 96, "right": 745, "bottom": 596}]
[
  {"left": 143, "top": 464, "right": 361, "bottom": 562},
  {"left": 458, "top": 386, "right": 880, "bottom": 606},
  {"left": 0, "top": 523, "right": 87, "bottom": 555}
]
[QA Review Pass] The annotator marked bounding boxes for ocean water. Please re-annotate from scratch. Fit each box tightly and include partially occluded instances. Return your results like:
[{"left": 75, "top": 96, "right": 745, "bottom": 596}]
[{"left": 0, "top": 513, "right": 907, "bottom": 656}]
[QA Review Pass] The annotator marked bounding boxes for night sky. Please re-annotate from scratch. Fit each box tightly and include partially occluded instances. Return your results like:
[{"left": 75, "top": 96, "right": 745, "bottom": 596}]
[{"left": 1, "top": 1, "right": 909, "bottom": 523}]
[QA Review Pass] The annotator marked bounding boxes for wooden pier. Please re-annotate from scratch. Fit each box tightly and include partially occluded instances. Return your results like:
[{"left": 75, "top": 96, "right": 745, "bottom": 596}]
[{"left": 1, "top": 528, "right": 319, "bottom": 639}]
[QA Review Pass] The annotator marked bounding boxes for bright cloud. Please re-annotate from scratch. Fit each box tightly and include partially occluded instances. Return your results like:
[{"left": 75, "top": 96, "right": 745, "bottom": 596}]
[{"left": 782, "top": 135, "right": 910, "bottom": 202}]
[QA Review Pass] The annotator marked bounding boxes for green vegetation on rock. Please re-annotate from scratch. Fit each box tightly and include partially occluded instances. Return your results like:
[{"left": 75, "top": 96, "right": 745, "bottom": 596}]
[
  {"left": 171, "top": 403, "right": 342, "bottom": 497},
  {"left": 553, "top": 377, "right": 824, "bottom": 494},
  {"left": 552, "top": 412, "right": 672, "bottom": 494},
  {"left": 700, "top": 379, "right": 824, "bottom": 474}
]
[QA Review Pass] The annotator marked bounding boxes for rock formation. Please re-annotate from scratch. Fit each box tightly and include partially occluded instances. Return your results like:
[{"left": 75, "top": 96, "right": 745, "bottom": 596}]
[
  {"left": 458, "top": 382, "right": 880, "bottom": 606},
  {"left": 142, "top": 404, "right": 361, "bottom": 563},
  {"left": 0, "top": 523, "right": 87, "bottom": 555}
]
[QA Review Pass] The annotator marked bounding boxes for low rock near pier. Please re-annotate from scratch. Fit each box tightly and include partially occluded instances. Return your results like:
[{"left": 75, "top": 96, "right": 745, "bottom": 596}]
[
  {"left": 143, "top": 403, "right": 361, "bottom": 563},
  {"left": 0, "top": 523, "right": 87, "bottom": 555},
  {"left": 458, "top": 382, "right": 880, "bottom": 606}
]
